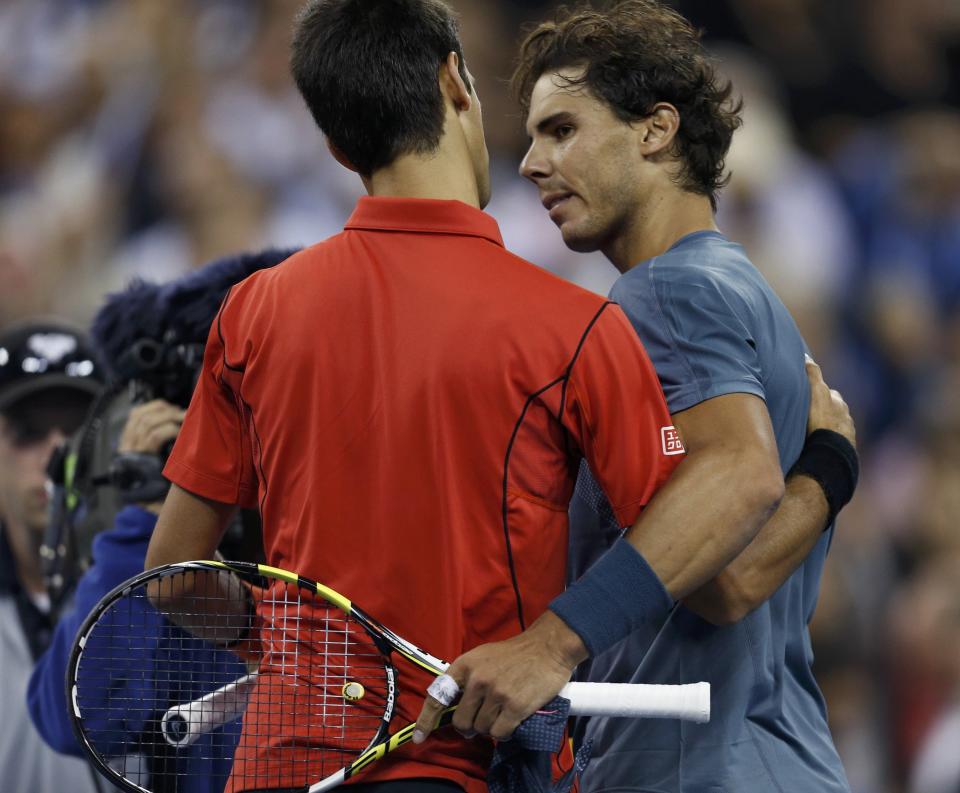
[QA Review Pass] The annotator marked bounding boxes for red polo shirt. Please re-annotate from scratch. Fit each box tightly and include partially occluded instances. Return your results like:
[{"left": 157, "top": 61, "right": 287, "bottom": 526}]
[{"left": 165, "top": 197, "right": 681, "bottom": 793}]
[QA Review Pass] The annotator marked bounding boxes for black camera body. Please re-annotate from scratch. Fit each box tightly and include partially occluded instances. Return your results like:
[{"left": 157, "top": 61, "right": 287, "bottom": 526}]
[
  {"left": 116, "top": 331, "right": 205, "bottom": 411},
  {"left": 101, "top": 330, "right": 206, "bottom": 503}
]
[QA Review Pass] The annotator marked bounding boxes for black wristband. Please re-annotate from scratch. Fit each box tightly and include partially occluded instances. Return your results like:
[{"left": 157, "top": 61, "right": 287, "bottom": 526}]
[{"left": 788, "top": 429, "right": 859, "bottom": 529}]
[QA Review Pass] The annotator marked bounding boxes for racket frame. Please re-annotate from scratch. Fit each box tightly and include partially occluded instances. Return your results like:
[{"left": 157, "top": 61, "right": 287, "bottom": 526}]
[
  {"left": 67, "top": 560, "right": 710, "bottom": 793},
  {"left": 66, "top": 560, "right": 451, "bottom": 793}
]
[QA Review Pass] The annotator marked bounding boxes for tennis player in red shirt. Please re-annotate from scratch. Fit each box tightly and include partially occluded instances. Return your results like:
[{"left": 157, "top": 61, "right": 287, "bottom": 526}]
[{"left": 146, "top": 2, "right": 782, "bottom": 792}]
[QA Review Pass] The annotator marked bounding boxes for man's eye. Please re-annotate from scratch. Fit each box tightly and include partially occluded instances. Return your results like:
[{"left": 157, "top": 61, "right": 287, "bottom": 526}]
[
  {"left": 10, "top": 424, "right": 47, "bottom": 448},
  {"left": 555, "top": 125, "right": 574, "bottom": 139}
]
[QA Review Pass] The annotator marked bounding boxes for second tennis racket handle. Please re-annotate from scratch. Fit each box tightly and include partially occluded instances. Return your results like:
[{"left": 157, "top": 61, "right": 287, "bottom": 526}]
[
  {"left": 161, "top": 673, "right": 258, "bottom": 747},
  {"left": 560, "top": 681, "right": 710, "bottom": 722}
]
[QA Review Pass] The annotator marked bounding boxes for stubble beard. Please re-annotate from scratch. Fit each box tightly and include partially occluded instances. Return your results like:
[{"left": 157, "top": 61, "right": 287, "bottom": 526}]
[{"left": 560, "top": 207, "right": 614, "bottom": 254}]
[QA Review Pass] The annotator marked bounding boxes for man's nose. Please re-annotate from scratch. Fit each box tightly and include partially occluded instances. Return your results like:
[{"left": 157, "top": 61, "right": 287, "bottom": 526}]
[
  {"left": 519, "top": 142, "right": 550, "bottom": 182},
  {"left": 32, "top": 428, "right": 68, "bottom": 466}
]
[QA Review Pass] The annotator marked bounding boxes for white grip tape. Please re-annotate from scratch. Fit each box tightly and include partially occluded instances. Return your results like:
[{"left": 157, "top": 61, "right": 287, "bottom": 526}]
[
  {"left": 161, "top": 675, "right": 709, "bottom": 749},
  {"left": 426, "top": 673, "right": 461, "bottom": 707},
  {"left": 161, "top": 673, "right": 258, "bottom": 748},
  {"left": 559, "top": 681, "right": 710, "bottom": 722}
]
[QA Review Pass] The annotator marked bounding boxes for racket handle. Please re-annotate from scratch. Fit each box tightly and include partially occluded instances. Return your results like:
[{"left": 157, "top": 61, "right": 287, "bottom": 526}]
[
  {"left": 559, "top": 681, "right": 710, "bottom": 722},
  {"left": 160, "top": 672, "right": 258, "bottom": 747}
]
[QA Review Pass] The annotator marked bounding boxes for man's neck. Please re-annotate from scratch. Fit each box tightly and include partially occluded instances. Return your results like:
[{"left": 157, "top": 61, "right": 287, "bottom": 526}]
[
  {"left": 604, "top": 188, "right": 718, "bottom": 273},
  {"left": 366, "top": 149, "right": 481, "bottom": 208}
]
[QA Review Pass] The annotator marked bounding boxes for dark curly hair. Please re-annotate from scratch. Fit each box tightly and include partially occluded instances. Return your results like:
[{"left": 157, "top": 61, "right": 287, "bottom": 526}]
[
  {"left": 291, "top": 0, "right": 471, "bottom": 177},
  {"left": 512, "top": 0, "right": 742, "bottom": 210}
]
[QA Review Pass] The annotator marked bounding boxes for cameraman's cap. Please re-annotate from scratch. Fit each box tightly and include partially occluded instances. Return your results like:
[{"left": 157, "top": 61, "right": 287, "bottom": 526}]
[{"left": 0, "top": 320, "right": 105, "bottom": 412}]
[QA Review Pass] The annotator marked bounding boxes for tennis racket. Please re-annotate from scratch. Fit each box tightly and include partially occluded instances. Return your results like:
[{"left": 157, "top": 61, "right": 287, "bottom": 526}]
[{"left": 68, "top": 560, "right": 710, "bottom": 793}]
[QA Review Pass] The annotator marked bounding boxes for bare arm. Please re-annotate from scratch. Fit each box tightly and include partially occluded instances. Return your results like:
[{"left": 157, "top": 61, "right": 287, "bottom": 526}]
[
  {"left": 414, "top": 392, "right": 784, "bottom": 742},
  {"left": 682, "top": 475, "right": 827, "bottom": 624},
  {"left": 144, "top": 484, "right": 250, "bottom": 644},
  {"left": 683, "top": 358, "right": 856, "bottom": 624},
  {"left": 145, "top": 482, "right": 235, "bottom": 570},
  {"left": 620, "top": 391, "right": 785, "bottom": 599}
]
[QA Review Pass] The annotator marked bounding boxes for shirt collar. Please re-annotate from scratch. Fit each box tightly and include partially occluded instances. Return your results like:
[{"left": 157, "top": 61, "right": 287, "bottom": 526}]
[
  {"left": 344, "top": 197, "right": 505, "bottom": 248},
  {"left": 666, "top": 229, "right": 727, "bottom": 253}
]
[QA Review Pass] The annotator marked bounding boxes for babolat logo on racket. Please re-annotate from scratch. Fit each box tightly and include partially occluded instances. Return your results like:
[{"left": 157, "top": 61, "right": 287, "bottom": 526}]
[
  {"left": 385, "top": 667, "right": 396, "bottom": 714},
  {"left": 661, "top": 426, "right": 685, "bottom": 455}
]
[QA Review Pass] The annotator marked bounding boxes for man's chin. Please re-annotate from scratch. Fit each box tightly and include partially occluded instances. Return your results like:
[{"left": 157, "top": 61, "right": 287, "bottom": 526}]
[
  {"left": 27, "top": 511, "right": 50, "bottom": 537},
  {"left": 479, "top": 183, "right": 492, "bottom": 210},
  {"left": 560, "top": 225, "right": 602, "bottom": 254}
]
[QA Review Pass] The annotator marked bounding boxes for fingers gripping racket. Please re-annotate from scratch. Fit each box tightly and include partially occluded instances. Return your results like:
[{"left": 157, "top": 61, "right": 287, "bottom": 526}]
[{"left": 68, "top": 561, "right": 710, "bottom": 793}]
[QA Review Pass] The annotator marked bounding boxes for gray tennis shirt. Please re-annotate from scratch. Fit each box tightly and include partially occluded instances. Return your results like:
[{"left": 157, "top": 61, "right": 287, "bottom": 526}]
[{"left": 569, "top": 231, "right": 851, "bottom": 792}]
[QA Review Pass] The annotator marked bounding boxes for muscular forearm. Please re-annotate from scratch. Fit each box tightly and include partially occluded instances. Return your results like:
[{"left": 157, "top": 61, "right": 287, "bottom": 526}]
[
  {"left": 682, "top": 474, "right": 828, "bottom": 624},
  {"left": 623, "top": 444, "right": 784, "bottom": 600},
  {"left": 415, "top": 396, "right": 787, "bottom": 743}
]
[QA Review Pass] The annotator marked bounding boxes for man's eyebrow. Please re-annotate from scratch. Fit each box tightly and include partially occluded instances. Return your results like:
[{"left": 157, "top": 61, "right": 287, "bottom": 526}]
[{"left": 529, "top": 111, "right": 575, "bottom": 136}]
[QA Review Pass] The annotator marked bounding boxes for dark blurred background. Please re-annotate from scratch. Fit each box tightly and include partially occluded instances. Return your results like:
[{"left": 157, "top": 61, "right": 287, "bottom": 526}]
[{"left": 0, "top": 2, "right": 958, "bottom": 791}]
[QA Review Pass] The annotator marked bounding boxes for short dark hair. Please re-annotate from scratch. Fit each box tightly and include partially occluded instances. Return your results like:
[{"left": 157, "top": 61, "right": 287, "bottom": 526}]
[
  {"left": 291, "top": 0, "right": 471, "bottom": 177},
  {"left": 512, "top": 0, "right": 742, "bottom": 210}
]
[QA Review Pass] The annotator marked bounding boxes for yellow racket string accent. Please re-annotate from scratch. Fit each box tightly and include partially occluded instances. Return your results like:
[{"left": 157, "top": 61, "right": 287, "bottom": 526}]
[
  {"left": 254, "top": 563, "right": 301, "bottom": 586},
  {"left": 208, "top": 560, "right": 354, "bottom": 612},
  {"left": 313, "top": 581, "right": 353, "bottom": 612}
]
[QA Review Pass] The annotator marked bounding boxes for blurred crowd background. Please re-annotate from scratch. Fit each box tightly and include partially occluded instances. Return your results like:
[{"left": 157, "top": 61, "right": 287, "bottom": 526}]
[{"left": 0, "top": 1, "right": 958, "bottom": 791}]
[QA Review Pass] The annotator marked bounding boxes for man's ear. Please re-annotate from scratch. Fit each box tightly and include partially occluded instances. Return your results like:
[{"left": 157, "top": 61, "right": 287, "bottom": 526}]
[
  {"left": 326, "top": 138, "right": 360, "bottom": 173},
  {"left": 638, "top": 102, "right": 680, "bottom": 157},
  {"left": 439, "top": 51, "right": 472, "bottom": 113}
]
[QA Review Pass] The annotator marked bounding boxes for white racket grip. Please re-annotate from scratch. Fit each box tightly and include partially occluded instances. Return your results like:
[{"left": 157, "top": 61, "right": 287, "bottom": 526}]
[
  {"left": 161, "top": 672, "right": 258, "bottom": 748},
  {"left": 559, "top": 681, "right": 710, "bottom": 722}
]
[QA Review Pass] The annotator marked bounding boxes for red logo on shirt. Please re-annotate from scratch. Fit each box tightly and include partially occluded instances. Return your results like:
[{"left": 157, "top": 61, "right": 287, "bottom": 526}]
[{"left": 661, "top": 426, "right": 685, "bottom": 455}]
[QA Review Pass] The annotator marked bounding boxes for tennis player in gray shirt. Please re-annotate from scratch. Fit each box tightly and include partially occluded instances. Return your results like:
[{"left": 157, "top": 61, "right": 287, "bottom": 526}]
[{"left": 513, "top": 2, "right": 860, "bottom": 791}]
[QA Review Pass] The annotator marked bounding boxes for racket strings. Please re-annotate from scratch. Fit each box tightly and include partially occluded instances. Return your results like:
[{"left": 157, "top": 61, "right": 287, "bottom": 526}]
[
  {"left": 74, "top": 569, "right": 254, "bottom": 791},
  {"left": 232, "top": 580, "right": 391, "bottom": 789},
  {"left": 73, "top": 567, "right": 393, "bottom": 793}
]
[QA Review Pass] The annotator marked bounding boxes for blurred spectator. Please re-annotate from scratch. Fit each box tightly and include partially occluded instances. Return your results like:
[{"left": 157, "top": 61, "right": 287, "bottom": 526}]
[
  {"left": 0, "top": 319, "right": 105, "bottom": 793},
  {"left": 714, "top": 47, "right": 857, "bottom": 359},
  {"left": 891, "top": 552, "right": 960, "bottom": 792}
]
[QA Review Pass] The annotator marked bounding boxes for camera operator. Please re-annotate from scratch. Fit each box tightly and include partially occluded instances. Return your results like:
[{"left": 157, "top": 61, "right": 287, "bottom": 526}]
[{"left": 26, "top": 248, "right": 296, "bottom": 793}]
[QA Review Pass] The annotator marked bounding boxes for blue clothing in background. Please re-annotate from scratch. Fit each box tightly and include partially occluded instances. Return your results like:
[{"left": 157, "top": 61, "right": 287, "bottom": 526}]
[
  {"left": 27, "top": 506, "right": 244, "bottom": 793},
  {"left": 570, "top": 231, "right": 850, "bottom": 792}
]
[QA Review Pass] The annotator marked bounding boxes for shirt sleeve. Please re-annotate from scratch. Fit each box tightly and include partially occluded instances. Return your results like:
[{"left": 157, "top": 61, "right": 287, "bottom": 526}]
[
  {"left": 610, "top": 263, "right": 765, "bottom": 414},
  {"left": 562, "top": 303, "right": 683, "bottom": 528},
  {"left": 26, "top": 507, "right": 156, "bottom": 755},
  {"left": 163, "top": 293, "right": 259, "bottom": 509}
]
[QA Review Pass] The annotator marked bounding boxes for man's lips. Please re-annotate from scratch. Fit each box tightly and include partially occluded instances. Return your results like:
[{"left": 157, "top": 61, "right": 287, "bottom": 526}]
[
  {"left": 29, "top": 488, "right": 49, "bottom": 508},
  {"left": 542, "top": 192, "right": 574, "bottom": 220},
  {"left": 23, "top": 488, "right": 49, "bottom": 517}
]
